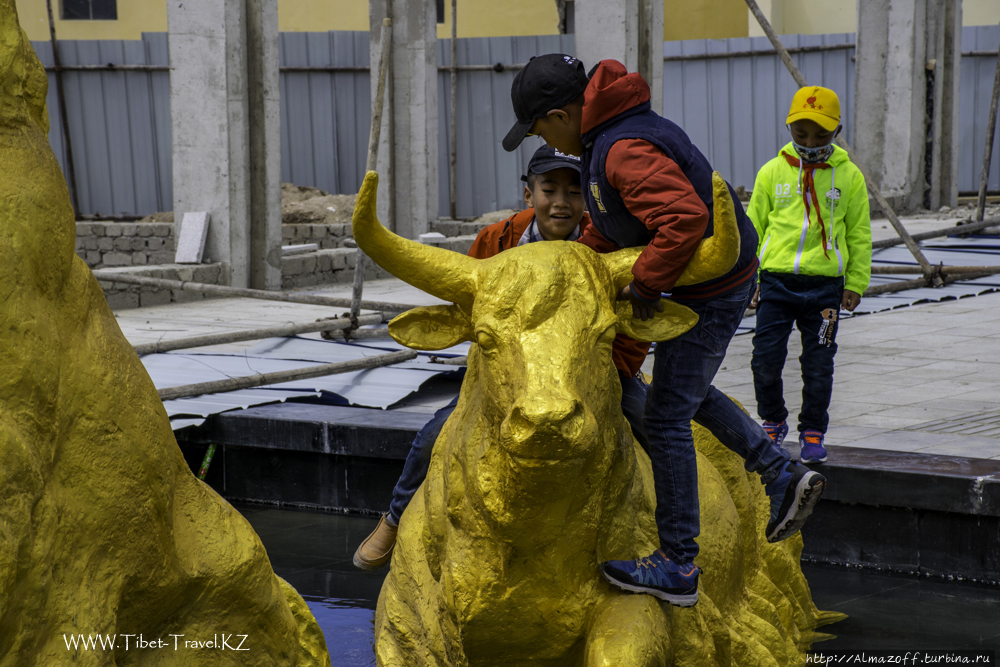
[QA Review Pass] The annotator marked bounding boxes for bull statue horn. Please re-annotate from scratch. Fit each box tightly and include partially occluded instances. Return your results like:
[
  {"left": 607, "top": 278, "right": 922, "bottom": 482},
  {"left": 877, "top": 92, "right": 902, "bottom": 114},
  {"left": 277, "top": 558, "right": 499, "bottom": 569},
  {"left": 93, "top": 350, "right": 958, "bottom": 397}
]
[
  {"left": 603, "top": 171, "right": 741, "bottom": 292},
  {"left": 352, "top": 171, "right": 478, "bottom": 310}
]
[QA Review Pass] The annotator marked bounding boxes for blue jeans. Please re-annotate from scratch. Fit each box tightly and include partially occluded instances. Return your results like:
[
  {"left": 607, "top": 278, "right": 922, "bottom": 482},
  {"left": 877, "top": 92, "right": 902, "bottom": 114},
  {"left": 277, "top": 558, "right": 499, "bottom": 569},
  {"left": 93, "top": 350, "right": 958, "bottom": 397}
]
[
  {"left": 388, "top": 373, "right": 650, "bottom": 524},
  {"left": 751, "top": 271, "right": 843, "bottom": 434},
  {"left": 645, "top": 276, "right": 789, "bottom": 565}
]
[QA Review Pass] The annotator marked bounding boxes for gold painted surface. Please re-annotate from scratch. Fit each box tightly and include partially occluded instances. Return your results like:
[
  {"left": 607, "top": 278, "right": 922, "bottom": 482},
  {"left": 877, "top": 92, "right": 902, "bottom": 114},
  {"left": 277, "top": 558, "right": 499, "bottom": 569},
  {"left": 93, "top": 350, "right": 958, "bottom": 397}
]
[
  {"left": 353, "top": 172, "right": 840, "bottom": 665},
  {"left": 0, "top": 4, "right": 330, "bottom": 665}
]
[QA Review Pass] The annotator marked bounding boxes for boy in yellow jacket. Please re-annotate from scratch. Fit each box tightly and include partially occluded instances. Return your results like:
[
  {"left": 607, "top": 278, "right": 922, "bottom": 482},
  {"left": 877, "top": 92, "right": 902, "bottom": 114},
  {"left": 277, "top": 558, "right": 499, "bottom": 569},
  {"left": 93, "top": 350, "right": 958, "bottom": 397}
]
[{"left": 747, "top": 86, "right": 872, "bottom": 464}]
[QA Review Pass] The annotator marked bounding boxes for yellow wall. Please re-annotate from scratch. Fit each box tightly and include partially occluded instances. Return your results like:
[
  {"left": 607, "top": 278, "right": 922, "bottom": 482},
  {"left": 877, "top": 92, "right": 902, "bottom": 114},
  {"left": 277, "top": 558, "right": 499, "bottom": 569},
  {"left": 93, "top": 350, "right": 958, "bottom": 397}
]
[
  {"left": 664, "top": 0, "right": 748, "bottom": 41},
  {"left": 964, "top": 0, "right": 1000, "bottom": 27},
  {"left": 12, "top": 0, "right": 1000, "bottom": 43},
  {"left": 15, "top": 0, "right": 166, "bottom": 41},
  {"left": 782, "top": 0, "right": 856, "bottom": 36}
]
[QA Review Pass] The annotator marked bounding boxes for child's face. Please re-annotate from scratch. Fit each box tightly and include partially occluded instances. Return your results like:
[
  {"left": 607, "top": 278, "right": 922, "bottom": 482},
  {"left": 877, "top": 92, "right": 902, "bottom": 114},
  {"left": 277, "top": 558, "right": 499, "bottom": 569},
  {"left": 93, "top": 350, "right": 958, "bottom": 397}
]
[
  {"left": 529, "top": 106, "right": 584, "bottom": 156},
  {"left": 523, "top": 167, "right": 584, "bottom": 241},
  {"left": 788, "top": 119, "right": 838, "bottom": 148}
]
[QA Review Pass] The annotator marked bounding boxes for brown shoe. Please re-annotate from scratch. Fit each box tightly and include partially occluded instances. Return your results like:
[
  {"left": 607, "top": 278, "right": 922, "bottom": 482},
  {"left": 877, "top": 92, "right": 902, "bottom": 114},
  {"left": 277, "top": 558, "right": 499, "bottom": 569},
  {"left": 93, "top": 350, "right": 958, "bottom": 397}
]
[{"left": 353, "top": 514, "right": 398, "bottom": 571}]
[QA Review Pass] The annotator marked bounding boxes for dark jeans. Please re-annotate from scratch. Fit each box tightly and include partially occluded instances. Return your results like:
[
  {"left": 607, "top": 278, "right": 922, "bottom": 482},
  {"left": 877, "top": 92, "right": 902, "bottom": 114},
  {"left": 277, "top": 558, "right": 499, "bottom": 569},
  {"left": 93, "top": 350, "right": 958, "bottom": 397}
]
[
  {"left": 388, "top": 373, "right": 650, "bottom": 524},
  {"left": 645, "top": 275, "right": 789, "bottom": 566},
  {"left": 751, "top": 271, "right": 844, "bottom": 434}
]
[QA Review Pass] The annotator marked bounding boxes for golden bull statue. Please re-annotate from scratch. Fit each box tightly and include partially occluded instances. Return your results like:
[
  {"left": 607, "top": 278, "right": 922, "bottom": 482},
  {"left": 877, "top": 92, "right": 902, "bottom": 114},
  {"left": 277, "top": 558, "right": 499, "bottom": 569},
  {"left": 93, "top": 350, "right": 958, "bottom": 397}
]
[
  {"left": 352, "top": 171, "right": 840, "bottom": 666},
  {"left": 0, "top": 4, "right": 329, "bottom": 664}
]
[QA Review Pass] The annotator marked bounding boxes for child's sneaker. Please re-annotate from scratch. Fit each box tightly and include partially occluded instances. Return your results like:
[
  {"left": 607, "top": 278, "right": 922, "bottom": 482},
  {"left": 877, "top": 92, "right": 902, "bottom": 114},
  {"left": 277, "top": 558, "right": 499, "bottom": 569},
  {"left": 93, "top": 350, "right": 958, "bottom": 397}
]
[
  {"left": 601, "top": 549, "right": 700, "bottom": 607},
  {"left": 799, "top": 429, "right": 828, "bottom": 463},
  {"left": 762, "top": 420, "right": 789, "bottom": 448},
  {"left": 764, "top": 462, "right": 826, "bottom": 543}
]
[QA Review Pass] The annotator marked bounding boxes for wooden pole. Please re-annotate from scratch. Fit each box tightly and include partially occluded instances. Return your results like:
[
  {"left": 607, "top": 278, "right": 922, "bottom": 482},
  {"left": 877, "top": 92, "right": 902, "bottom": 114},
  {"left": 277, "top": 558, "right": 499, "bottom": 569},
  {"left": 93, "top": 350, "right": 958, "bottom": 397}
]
[
  {"left": 45, "top": 0, "right": 79, "bottom": 214},
  {"left": 872, "top": 216, "right": 1000, "bottom": 249},
  {"left": 976, "top": 29, "right": 1000, "bottom": 223},
  {"left": 352, "top": 18, "right": 393, "bottom": 323},
  {"left": 743, "top": 0, "right": 943, "bottom": 287},
  {"left": 134, "top": 313, "right": 383, "bottom": 355},
  {"left": 871, "top": 265, "right": 1000, "bottom": 275},
  {"left": 863, "top": 270, "right": 1000, "bottom": 297},
  {"left": 449, "top": 0, "right": 458, "bottom": 219},
  {"left": 91, "top": 272, "right": 416, "bottom": 314},
  {"left": 158, "top": 349, "right": 417, "bottom": 401}
]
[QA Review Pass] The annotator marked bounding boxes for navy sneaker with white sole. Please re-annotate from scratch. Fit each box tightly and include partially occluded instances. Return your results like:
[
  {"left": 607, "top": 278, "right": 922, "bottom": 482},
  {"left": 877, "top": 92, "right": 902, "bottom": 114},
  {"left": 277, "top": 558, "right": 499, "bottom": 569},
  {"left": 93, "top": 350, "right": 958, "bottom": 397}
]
[
  {"left": 799, "top": 429, "right": 828, "bottom": 463},
  {"left": 762, "top": 420, "right": 789, "bottom": 448},
  {"left": 601, "top": 549, "right": 700, "bottom": 607},
  {"left": 765, "top": 461, "right": 826, "bottom": 543}
]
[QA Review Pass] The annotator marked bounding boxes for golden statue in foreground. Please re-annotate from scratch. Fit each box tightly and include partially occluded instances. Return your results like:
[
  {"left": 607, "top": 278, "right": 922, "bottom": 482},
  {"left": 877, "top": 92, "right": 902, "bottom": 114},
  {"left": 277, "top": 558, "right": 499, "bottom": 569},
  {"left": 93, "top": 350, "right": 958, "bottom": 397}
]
[
  {"left": 0, "top": 4, "right": 329, "bottom": 665},
  {"left": 352, "top": 171, "right": 840, "bottom": 665}
]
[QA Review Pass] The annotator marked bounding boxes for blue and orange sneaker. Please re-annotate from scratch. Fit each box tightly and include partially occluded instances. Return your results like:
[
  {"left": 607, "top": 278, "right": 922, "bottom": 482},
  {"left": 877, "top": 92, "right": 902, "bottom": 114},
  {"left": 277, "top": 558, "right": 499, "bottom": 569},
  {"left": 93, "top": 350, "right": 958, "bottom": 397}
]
[
  {"left": 601, "top": 549, "right": 700, "bottom": 607},
  {"left": 764, "top": 461, "right": 826, "bottom": 543},
  {"left": 799, "top": 429, "right": 828, "bottom": 463},
  {"left": 762, "top": 420, "right": 789, "bottom": 448}
]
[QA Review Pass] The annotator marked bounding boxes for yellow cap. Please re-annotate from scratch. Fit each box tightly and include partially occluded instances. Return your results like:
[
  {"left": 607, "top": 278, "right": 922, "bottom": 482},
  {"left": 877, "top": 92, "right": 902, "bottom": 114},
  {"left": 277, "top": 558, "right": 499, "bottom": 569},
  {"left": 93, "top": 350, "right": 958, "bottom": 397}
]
[{"left": 786, "top": 86, "right": 841, "bottom": 131}]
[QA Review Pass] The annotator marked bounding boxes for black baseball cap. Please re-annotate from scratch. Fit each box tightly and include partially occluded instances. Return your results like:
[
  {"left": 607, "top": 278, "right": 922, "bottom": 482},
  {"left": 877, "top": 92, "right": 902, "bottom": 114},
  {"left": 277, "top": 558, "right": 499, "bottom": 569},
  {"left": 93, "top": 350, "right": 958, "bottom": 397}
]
[
  {"left": 521, "top": 145, "right": 582, "bottom": 182},
  {"left": 502, "top": 53, "right": 589, "bottom": 152}
]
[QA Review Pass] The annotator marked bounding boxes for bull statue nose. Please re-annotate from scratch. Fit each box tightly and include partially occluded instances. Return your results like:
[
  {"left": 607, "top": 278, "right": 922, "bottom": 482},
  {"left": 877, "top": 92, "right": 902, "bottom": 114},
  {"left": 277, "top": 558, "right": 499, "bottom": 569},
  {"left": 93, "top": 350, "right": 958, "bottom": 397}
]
[{"left": 506, "top": 397, "right": 587, "bottom": 446}]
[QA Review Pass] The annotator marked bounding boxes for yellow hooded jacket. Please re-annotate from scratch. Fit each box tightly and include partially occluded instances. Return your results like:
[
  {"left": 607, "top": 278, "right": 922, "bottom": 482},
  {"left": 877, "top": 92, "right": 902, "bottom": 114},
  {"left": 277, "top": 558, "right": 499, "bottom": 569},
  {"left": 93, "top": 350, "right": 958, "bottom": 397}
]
[{"left": 747, "top": 142, "right": 872, "bottom": 295}]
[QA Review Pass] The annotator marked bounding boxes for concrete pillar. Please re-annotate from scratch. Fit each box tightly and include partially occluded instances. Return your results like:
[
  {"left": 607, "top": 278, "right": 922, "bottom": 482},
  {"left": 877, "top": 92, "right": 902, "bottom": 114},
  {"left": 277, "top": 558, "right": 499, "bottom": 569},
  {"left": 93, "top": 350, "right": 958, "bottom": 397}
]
[
  {"left": 854, "top": 0, "right": 961, "bottom": 213},
  {"left": 748, "top": 0, "right": 784, "bottom": 38},
  {"left": 575, "top": 0, "right": 664, "bottom": 115},
  {"left": 168, "top": 0, "right": 281, "bottom": 289},
  {"left": 925, "top": 0, "right": 962, "bottom": 210},
  {"left": 369, "top": 0, "right": 439, "bottom": 239}
]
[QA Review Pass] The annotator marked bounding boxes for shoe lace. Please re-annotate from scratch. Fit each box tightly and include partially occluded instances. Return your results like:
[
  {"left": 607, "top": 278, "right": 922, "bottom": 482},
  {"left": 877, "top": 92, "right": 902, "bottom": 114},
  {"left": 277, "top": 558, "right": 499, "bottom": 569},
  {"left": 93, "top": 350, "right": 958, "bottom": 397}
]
[{"left": 803, "top": 431, "right": 822, "bottom": 445}]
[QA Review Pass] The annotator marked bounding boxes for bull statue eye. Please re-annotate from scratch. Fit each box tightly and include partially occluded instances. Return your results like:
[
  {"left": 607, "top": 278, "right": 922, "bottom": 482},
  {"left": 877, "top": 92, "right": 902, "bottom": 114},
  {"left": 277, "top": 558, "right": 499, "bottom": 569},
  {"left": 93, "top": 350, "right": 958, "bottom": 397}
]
[{"left": 476, "top": 330, "right": 497, "bottom": 352}]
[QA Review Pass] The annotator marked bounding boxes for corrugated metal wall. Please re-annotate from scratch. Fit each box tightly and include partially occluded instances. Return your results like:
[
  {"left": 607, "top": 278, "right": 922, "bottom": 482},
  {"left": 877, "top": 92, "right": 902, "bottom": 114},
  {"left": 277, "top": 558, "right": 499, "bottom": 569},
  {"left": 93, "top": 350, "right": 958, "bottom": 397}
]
[
  {"left": 29, "top": 26, "right": 1000, "bottom": 219},
  {"left": 959, "top": 25, "right": 1000, "bottom": 196},
  {"left": 663, "top": 33, "right": 856, "bottom": 192}
]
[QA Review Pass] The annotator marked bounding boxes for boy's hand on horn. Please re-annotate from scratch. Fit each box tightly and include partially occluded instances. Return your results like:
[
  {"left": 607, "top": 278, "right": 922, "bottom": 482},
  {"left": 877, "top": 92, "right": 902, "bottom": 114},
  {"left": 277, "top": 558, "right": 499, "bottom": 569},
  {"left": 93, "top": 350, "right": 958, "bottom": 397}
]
[{"left": 618, "top": 286, "right": 665, "bottom": 321}]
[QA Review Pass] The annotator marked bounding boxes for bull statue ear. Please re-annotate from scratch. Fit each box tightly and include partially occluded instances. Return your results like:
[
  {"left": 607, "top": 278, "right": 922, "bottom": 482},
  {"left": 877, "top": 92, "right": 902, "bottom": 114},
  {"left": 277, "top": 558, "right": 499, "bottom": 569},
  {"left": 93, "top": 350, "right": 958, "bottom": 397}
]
[
  {"left": 388, "top": 305, "right": 474, "bottom": 351},
  {"left": 614, "top": 299, "right": 699, "bottom": 343}
]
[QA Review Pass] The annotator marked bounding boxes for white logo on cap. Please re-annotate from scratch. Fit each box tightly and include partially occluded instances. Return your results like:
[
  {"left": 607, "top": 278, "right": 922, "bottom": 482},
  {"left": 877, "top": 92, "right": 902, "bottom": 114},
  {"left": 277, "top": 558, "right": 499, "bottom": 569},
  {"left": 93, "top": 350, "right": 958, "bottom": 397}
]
[
  {"left": 554, "top": 150, "right": 580, "bottom": 161},
  {"left": 563, "top": 56, "right": 577, "bottom": 65}
]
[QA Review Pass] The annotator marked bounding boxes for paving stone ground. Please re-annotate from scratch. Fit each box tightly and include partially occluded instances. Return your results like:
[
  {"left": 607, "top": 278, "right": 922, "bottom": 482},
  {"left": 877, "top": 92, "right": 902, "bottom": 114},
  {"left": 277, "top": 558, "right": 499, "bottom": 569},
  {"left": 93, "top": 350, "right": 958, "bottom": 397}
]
[{"left": 113, "top": 213, "right": 1000, "bottom": 462}]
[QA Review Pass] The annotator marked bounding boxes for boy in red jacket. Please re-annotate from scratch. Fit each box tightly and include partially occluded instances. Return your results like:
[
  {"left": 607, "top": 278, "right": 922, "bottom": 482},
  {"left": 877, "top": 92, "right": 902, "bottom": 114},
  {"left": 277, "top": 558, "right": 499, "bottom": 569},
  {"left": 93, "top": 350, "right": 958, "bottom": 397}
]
[
  {"left": 502, "top": 55, "right": 826, "bottom": 607},
  {"left": 353, "top": 145, "right": 651, "bottom": 570}
]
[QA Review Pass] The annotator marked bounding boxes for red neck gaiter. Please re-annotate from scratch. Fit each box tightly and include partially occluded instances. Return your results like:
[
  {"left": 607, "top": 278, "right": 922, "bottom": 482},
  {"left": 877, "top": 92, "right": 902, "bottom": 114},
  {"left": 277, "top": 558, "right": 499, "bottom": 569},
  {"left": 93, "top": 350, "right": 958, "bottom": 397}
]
[{"left": 782, "top": 150, "right": 831, "bottom": 258}]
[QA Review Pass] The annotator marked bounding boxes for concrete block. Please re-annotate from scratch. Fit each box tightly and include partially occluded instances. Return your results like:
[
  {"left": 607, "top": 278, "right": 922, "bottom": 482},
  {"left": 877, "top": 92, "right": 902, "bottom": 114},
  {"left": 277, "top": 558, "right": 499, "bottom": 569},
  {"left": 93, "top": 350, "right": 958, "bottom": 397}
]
[
  {"left": 105, "top": 290, "right": 140, "bottom": 310},
  {"left": 86, "top": 251, "right": 101, "bottom": 265},
  {"left": 418, "top": 232, "right": 446, "bottom": 245},
  {"left": 84, "top": 237, "right": 98, "bottom": 250},
  {"left": 76, "top": 223, "right": 89, "bottom": 236},
  {"left": 137, "top": 224, "right": 155, "bottom": 237},
  {"left": 113, "top": 237, "right": 131, "bottom": 251},
  {"left": 103, "top": 252, "right": 132, "bottom": 267},
  {"left": 139, "top": 288, "right": 172, "bottom": 307},
  {"left": 146, "top": 238, "right": 164, "bottom": 251},
  {"left": 131, "top": 252, "right": 148, "bottom": 265},
  {"left": 121, "top": 223, "right": 138, "bottom": 237},
  {"left": 282, "top": 256, "right": 304, "bottom": 276},
  {"left": 153, "top": 223, "right": 172, "bottom": 237},
  {"left": 302, "top": 254, "right": 317, "bottom": 274},
  {"left": 330, "top": 249, "right": 349, "bottom": 271},
  {"left": 91, "top": 223, "right": 105, "bottom": 236},
  {"left": 131, "top": 238, "right": 146, "bottom": 251},
  {"left": 150, "top": 250, "right": 176, "bottom": 264},
  {"left": 105, "top": 225, "right": 123, "bottom": 237},
  {"left": 430, "top": 219, "right": 460, "bottom": 236},
  {"left": 98, "top": 238, "right": 114, "bottom": 251},
  {"left": 175, "top": 211, "right": 211, "bottom": 263},
  {"left": 317, "top": 253, "right": 332, "bottom": 272}
]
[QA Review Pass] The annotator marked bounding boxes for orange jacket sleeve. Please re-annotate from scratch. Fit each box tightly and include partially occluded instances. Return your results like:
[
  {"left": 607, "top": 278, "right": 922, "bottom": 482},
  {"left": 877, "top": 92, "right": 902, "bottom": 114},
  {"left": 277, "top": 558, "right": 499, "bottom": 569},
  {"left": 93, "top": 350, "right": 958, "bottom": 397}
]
[{"left": 606, "top": 139, "right": 709, "bottom": 300}]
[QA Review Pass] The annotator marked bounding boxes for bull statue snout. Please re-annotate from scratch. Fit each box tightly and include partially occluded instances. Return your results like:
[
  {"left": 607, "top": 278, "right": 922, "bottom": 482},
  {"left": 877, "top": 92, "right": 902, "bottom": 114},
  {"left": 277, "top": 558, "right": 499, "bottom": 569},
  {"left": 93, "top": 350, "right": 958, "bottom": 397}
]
[{"left": 501, "top": 394, "right": 592, "bottom": 461}]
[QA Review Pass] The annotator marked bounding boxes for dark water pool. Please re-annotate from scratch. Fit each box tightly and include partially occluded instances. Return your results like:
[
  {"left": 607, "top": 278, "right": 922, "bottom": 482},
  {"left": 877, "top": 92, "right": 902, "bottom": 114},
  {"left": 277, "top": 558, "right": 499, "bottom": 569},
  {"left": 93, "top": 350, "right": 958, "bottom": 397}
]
[{"left": 238, "top": 506, "right": 1000, "bottom": 665}]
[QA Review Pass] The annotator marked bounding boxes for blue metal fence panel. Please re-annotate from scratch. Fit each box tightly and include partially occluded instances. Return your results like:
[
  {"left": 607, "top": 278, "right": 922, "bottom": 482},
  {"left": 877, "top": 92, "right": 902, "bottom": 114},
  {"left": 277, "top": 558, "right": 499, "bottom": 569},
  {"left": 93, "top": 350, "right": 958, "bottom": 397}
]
[
  {"left": 959, "top": 25, "right": 1000, "bottom": 195},
  {"left": 28, "top": 27, "right": 1000, "bottom": 219},
  {"left": 436, "top": 34, "right": 575, "bottom": 218},
  {"left": 663, "top": 33, "right": 856, "bottom": 192}
]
